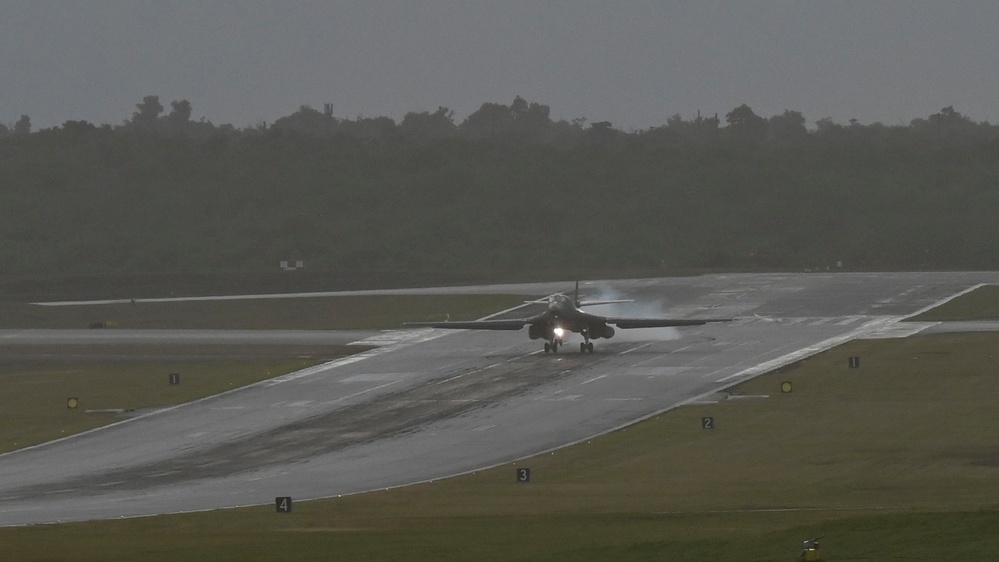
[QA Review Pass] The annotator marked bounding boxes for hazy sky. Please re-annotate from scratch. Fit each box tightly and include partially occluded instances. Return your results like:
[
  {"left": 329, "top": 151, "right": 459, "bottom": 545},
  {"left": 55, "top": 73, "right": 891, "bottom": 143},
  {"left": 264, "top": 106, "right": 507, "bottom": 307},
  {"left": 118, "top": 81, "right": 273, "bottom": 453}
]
[{"left": 3, "top": 1, "right": 998, "bottom": 130}]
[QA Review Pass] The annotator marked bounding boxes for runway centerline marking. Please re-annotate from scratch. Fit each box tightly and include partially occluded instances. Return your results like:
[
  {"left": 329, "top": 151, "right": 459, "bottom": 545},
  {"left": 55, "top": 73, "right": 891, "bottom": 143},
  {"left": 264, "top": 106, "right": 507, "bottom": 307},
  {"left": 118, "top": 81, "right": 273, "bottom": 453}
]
[
  {"left": 619, "top": 344, "right": 652, "bottom": 355},
  {"left": 264, "top": 329, "right": 445, "bottom": 387},
  {"left": 318, "top": 381, "right": 403, "bottom": 406}
]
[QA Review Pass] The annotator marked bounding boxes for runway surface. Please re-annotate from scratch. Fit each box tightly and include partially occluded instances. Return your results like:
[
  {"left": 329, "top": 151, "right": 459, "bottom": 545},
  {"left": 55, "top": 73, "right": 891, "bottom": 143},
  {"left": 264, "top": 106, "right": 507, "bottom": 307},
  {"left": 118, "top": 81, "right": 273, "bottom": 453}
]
[{"left": 1, "top": 272, "right": 996, "bottom": 526}]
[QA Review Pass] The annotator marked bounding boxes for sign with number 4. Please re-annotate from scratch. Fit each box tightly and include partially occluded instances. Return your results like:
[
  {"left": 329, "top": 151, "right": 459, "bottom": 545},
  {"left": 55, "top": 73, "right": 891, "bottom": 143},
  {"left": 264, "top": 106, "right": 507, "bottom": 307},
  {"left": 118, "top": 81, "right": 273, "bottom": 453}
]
[{"left": 276, "top": 496, "right": 292, "bottom": 513}]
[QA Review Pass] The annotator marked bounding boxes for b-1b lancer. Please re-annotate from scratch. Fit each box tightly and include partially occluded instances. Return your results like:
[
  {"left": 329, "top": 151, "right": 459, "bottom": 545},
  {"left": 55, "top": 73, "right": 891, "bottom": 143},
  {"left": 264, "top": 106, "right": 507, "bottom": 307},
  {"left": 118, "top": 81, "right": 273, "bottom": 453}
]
[{"left": 407, "top": 283, "right": 730, "bottom": 353}]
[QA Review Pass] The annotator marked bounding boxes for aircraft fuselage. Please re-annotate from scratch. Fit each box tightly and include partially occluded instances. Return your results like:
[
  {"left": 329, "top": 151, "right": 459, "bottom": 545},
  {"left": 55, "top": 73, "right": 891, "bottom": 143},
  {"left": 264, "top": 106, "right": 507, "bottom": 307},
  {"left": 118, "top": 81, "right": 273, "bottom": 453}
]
[{"left": 527, "top": 294, "right": 615, "bottom": 345}]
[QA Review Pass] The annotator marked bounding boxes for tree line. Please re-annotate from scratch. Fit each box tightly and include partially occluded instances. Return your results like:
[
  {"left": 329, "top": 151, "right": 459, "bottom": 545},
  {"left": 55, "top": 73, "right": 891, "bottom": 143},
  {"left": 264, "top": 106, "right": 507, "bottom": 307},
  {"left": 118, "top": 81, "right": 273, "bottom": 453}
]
[{"left": 2, "top": 96, "right": 998, "bottom": 284}]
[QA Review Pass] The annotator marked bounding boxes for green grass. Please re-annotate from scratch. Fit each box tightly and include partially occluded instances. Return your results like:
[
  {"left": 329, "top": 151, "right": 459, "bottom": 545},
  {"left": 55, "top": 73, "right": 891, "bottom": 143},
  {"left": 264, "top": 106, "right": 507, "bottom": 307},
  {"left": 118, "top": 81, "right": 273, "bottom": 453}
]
[
  {"left": 0, "top": 294, "right": 531, "bottom": 329},
  {"left": 4, "top": 332, "right": 999, "bottom": 560},
  {"left": 0, "top": 357, "right": 340, "bottom": 453},
  {"left": 909, "top": 284, "right": 999, "bottom": 321},
  {"left": 9, "top": 508, "right": 999, "bottom": 562}
]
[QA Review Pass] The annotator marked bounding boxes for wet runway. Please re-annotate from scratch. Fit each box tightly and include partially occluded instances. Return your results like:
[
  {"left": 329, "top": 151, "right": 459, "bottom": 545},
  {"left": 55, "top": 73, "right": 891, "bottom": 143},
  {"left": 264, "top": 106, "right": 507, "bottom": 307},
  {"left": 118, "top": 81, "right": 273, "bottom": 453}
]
[{"left": 0, "top": 272, "right": 996, "bottom": 525}]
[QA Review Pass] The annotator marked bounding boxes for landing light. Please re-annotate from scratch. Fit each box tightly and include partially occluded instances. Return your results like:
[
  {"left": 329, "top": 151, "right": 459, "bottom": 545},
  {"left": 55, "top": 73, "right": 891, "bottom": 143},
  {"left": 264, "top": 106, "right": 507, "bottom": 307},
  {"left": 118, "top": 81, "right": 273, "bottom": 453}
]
[{"left": 553, "top": 327, "right": 565, "bottom": 338}]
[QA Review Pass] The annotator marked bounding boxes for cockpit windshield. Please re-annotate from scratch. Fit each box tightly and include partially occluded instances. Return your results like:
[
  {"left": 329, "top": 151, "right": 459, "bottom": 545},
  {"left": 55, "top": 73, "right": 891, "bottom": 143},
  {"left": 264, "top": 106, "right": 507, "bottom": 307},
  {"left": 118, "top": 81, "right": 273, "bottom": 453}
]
[{"left": 549, "top": 294, "right": 572, "bottom": 308}]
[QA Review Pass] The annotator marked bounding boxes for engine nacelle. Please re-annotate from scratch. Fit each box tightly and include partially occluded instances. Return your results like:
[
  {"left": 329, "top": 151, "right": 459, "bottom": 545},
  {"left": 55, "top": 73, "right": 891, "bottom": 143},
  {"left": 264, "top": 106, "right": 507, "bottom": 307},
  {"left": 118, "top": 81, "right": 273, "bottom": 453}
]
[
  {"left": 587, "top": 323, "right": 615, "bottom": 339},
  {"left": 528, "top": 324, "right": 546, "bottom": 340}
]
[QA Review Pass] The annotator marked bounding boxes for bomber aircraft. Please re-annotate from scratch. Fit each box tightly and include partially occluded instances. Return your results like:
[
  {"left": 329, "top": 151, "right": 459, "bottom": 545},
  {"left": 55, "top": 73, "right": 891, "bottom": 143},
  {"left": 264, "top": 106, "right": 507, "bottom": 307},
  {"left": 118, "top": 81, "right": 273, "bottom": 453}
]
[{"left": 407, "top": 282, "right": 730, "bottom": 353}]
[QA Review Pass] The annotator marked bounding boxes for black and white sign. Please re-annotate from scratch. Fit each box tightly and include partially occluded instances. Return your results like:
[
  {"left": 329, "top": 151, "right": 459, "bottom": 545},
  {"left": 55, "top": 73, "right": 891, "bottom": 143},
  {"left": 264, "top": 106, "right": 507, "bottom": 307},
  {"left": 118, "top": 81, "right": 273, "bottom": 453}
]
[
  {"left": 702, "top": 416, "right": 714, "bottom": 430},
  {"left": 276, "top": 496, "right": 293, "bottom": 513},
  {"left": 516, "top": 468, "right": 531, "bottom": 483}
]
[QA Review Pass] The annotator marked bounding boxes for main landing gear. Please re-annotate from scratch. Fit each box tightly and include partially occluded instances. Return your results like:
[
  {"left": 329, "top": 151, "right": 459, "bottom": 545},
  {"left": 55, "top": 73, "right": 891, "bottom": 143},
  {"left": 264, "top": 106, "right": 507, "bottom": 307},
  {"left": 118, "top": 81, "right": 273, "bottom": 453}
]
[
  {"left": 580, "top": 328, "right": 595, "bottom": 353},
  {"left": 544, "top": 339, "right": 595, "bottom": 353}
]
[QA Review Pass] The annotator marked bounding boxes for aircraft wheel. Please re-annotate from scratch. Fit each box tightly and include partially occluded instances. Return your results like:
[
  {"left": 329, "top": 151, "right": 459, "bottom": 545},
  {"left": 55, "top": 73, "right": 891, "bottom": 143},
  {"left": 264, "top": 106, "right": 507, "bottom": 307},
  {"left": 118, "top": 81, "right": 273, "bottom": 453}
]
[
  {"left": 552, "top": 341, "right": 558, "bottom": 353},
  {"left": 544, "top": 342, "right": 550, "bottom": 353},
  {"left": 587, "top": 342, "right": 594, "bottom": 353},
  {"left": 580, "top": 342, "right": 586, "bottom": 353}
]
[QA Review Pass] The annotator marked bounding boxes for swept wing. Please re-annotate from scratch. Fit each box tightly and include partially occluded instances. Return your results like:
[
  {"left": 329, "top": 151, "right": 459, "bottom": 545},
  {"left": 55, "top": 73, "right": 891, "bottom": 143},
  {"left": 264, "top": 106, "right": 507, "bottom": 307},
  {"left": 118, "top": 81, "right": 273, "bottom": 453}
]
[
  {"left": 610, "top": 318, "right": 724, "bottom": 328},
  {"left": 405, "top": 319, "right": 529, "bottom": 331}
]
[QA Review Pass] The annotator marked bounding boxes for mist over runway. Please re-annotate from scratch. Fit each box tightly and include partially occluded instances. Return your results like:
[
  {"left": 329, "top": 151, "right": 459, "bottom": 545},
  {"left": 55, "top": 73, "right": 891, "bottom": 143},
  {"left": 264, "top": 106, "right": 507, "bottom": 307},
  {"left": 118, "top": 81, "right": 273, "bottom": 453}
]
[{"left": 0, "top": 272, "right": 996, "bottom": 526}]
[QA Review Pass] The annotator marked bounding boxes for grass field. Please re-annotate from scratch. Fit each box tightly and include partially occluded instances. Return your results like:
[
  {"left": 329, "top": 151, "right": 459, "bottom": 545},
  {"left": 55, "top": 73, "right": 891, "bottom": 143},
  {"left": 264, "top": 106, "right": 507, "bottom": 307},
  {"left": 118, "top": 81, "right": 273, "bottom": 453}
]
[
  {"left": 0, "top": 356, "right": 341, "bottom": 453},
  {"left": 2, "top": 287, "right": 999, "bottom": 560},
  {"left": 909, "top": 284, "right": 999, "bottom": 321}
]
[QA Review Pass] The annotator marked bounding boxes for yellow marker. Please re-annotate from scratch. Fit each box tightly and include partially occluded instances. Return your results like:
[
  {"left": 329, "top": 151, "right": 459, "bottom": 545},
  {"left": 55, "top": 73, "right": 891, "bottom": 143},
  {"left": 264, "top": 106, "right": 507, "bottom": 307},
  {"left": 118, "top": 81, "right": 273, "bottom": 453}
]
[
  {"left": 67, "top": 397, "right": 79, "bottom": 409},
  {"left": 781, "top": 381, "right": 792, "bottom": 393}
]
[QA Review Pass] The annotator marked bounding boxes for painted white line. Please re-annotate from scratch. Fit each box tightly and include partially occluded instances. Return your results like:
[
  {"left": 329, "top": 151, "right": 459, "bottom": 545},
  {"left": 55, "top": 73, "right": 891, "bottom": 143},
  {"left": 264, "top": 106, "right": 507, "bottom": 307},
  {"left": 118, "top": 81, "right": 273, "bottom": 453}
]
[
  {"left": 905, "top": 283, "right": 985, "bottom": 319},
  {"left": 581, "top": 374, "right": 607, "bottom": 385},
  {"left": 42, "top": 489, "right": 77, "bottom": 496},
  {"left": 319, "top": 381, "right": 402, "bottom": 405},
  {"left": 264, "top": 329, "right": 444, "bottom": 387},
  {"left": 619, "top": 343, "right": 652, "bottom": 355},
  {"left": 863, "top": 322, "right": 938, "bottom": 339},
  {"left": 436, "top": 373, "right": 468, "bottom": 385}
]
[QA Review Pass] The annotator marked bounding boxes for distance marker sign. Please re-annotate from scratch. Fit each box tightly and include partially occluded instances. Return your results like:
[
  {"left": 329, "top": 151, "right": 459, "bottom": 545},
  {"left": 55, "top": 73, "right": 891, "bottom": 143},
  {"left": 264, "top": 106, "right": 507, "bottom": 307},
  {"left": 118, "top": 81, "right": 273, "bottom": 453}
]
[
  {"left": 275, "top": 497, "right": 292, "bottom": 513},
  {"left": 516, "top": 468, "right": 531, "bottom": 483}
]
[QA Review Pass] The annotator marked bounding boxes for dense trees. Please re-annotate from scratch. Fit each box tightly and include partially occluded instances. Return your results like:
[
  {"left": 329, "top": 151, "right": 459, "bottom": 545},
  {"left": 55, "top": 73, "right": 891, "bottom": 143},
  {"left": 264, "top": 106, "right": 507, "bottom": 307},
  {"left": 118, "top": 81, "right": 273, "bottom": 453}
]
[
  {"left": 400, "top": 107, "right": 457, "bottom": 142},
  {"left": 13, "top": 115, "right": 31, "bottom": 135},
  {"left": 2, "top": 98, "right": 998, "bottom": 282},
  {"left": 725, "top": 104, "right": 768, "bottom": 142},
  {"left": 131, "top": 95, "right": 164, "bottom": 126}
]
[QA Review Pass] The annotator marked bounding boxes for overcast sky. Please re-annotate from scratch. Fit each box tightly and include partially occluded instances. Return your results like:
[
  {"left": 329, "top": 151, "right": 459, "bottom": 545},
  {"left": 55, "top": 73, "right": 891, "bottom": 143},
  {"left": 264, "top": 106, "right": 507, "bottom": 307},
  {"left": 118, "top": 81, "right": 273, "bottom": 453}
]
[{"left": 3, "top": 1, "right": 998, "bottom": 130}]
